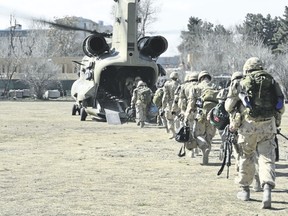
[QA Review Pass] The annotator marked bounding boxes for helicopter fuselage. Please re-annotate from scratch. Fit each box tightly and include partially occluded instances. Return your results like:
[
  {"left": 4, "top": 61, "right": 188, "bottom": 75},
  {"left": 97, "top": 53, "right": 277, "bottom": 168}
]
[{"left": 71, "top": 0, "right": 168, "bottom": 121}]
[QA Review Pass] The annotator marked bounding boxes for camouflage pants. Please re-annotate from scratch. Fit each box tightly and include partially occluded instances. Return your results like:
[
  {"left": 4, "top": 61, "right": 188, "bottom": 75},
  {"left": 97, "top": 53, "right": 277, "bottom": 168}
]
[
  {"left": 156, "top": 108, "right": 167, "bottom": 127},
  {"left": 236, "top": 132, "right": 276, "bottom": 188},
  {"left": 135, "top": 101, "right": 147, "bottom": 123},
  {"left": 235, "top": 118, "right": 277, "bottom": 188},
  {"left": 164, "top": 109, "right": 176, "bottom": 135},
  {"left": 194, "top": 117, "right": 216, "bottom": 150}
]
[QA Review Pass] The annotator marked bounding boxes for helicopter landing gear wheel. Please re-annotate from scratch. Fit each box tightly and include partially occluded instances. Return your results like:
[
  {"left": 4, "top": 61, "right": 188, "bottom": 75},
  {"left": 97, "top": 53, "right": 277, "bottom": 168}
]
[
  {"left": 72, "top": 104, "right": 79, "bottom": 115},
  {"left": 80, "top": 107, "right": 87, "bottom": 121}
]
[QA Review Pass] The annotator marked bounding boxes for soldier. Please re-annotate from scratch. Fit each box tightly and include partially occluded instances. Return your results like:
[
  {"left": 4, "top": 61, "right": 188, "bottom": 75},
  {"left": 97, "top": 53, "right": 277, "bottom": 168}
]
[
  {"left": 178, "top": 72, "right": 199, "bottom": 116},
  {"left": 131, "top": 81, "right": 153, "bottom": 128},
  {"left": 153, "top": 81, "right": 167, "bottom": 127},
  {"left": 133, "top": 76, "right": 142, "bottom": 87},
  {"left": 185, "top": 70, "right": 218, "bottom": 164},
  {"left": 178, "top": 72, "right": 199, "bottom": 157},
  {"left": 213, "top": 72, "right": 261, "bottom": 191},
  {"left": 225, "top": 57, "right": 285, "bottom": 209},
  {"left": 216, "top": 72, "right": 242, "bottom": 160},
  {"left": 162, "top": 72, "right": 181, "bottom": 139}
]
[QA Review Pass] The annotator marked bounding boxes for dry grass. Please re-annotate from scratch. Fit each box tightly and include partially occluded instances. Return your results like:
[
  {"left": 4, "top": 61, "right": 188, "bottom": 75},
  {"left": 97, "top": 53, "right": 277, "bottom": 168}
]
[{"left": 0, "top": 100, "right": 287, "bottom": 216}]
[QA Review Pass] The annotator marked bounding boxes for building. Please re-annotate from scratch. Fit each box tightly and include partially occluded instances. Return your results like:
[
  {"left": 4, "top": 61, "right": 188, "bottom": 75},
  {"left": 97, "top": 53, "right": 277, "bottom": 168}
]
[{"left": 0, "top": 17, "right": 112, "bottom": 94}]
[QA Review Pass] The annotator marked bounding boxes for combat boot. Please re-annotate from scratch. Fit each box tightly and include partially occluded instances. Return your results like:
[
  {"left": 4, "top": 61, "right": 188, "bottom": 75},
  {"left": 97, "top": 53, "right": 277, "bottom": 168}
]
[
  {"left": 253, "top": 174, "right": 261, "bottom": 192},
  {"left": 202, "top": 148, "right": 209, "bottom": 165},
  {"left": 261, "top": 183, "right": 272, "bottom": 209},
  {"left": 237, "top": 186, "right": 250, "bottom": 201},
  {"left": 189, "top": 149, "right": 195, "bottom": 158}
]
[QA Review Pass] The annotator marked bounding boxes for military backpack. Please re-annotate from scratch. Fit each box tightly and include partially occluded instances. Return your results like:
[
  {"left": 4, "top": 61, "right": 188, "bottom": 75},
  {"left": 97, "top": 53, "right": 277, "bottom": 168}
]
[
  {"left": 153, "top": 88, "right": 164, "bottom": 108},
  {"left": 241, "top": 70, "right": 278, "bottom": 118},
  {"left": 199, "top": 87, "right": 219, "bottom": 113},
  {"left": 138, "top": 86, "right": 152, "bottom": 104}
]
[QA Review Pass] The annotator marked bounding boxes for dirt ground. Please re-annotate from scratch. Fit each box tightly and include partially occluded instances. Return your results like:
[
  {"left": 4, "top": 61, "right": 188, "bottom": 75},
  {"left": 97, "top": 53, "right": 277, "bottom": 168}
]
[{"left": 0, "top": 100, "right": 287, "bottom": 216}]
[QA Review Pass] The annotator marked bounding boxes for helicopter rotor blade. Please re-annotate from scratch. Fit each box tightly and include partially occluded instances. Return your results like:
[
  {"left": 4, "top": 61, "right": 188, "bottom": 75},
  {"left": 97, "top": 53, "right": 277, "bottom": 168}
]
[
  {"left": 35, "top": 18, "right": 94, "bottom": 33},
  {"left": 72, "top": 60, "right": 85, "bottom": 66},
  {"left": 34, "top": 18, "right": 112, "bottom": 37}
]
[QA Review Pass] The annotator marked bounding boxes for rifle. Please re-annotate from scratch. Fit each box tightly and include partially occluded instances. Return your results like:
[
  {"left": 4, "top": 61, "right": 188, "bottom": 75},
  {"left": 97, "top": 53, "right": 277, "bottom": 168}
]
[
  {"left": 277, "top": 128, "right": 288, "bottom": 140},
  {"left": 125, "top": 106, "right": 136, "bottom": 123},
  {"left": 275, "top": 128, "right": 288, "bottom": 161},
  {"left": 217, "top": 125, "right": 238, "bottom": 178}
]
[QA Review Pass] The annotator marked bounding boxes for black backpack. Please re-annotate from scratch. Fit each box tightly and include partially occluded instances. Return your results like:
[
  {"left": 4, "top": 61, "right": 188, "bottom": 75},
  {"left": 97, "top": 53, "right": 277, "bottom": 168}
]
[
  {"left": 210, "top": 102, "right": 230, "bottom": 130},
  {"left": 175, "top": 126, "right": 190, "bottom": 142}
]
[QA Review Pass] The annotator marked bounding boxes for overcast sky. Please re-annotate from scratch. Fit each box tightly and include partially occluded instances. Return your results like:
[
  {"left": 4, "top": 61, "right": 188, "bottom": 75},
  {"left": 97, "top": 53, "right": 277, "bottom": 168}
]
[{"left": 0, "top": 0, "right": 287, "bottom": 56}]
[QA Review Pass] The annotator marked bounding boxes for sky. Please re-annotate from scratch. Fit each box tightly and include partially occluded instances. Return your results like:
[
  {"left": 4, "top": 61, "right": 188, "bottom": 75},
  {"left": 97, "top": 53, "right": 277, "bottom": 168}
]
[{"left": 0, "top": 0, "right": 287, "bottom": 57}]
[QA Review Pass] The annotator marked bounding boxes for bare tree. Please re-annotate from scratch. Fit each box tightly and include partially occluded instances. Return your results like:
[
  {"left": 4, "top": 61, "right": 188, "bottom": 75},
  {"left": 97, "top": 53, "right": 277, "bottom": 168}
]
[
  {"left": 0, "top": 16, "right": 24, "bottom": 97},
  {"left": 45, "top": 16, "right": 84, "bottom": 57},
  {"left": 137, "top": 0, "right": 160, "bottom": 38},
  {"left": 20, "top": 59, "right": 60, "bottom": 99},
  {"left": 266, "top": 54, "right": 288, "bottom": 98}
]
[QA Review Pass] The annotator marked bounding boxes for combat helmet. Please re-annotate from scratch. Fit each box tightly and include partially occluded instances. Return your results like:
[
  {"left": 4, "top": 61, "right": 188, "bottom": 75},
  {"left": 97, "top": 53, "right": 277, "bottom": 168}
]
[
  {"left": 198, "top": 70, "right": 211, "bottom": 82},
  {"left": 188, "top": 71, "right": 199, "bottom": 81},
  {"left": 137, "top": 81, "right": 146, "bottom": 87},
  {"left": 184, "top": 73, "right": 191, "bottom": 82},
  {"left": 243, "top": 57, "right": 264, "bottom": 75},
  {"left": 231, "top": 71, "right": 243, "bottom": 81},
  {"left": 169, "top": 72, "right": 179, "bottom": 79}
]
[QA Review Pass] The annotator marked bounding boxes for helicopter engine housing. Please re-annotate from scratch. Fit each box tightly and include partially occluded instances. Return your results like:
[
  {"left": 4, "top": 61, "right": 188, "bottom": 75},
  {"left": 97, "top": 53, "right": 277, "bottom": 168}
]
[
  {"left": 137, "top": 36, "right": 168, "bottom": 58},
  {"left": 83, "top": 34, "right": 110, "bottom": 57}
]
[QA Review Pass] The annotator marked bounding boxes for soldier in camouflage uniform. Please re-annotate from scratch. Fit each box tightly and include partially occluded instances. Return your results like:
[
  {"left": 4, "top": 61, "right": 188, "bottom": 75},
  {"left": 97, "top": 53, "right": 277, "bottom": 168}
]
[
  {"left": 131, "top": 81, "right": 153, "bottom": 128},
  {"left": 177, "top": 72, "right": 199, "bottom": 119},
  {"left": 177, "top": 72, "right": 199, "bottom": 157},
  {"left": 225, "top": 57, "right": 285, "bottom": 209},
  {"left": 185, "top": 71, "right": 217, "bottom": 164},
  {"left": 153, "top": 86, "right": 167, "bottom": 128},
  {"left": 170, "top": 74, "right": 193, "bottom": 131},
  {"left": 162, "top": 72, "right": 181, "bottom": 138}
]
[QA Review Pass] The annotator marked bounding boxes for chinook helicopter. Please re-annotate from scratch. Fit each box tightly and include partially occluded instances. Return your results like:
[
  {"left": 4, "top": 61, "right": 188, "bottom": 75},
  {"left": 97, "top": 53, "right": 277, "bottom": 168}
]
[{"left": 69, "top": 0, "right": 168, "bottom": 122}]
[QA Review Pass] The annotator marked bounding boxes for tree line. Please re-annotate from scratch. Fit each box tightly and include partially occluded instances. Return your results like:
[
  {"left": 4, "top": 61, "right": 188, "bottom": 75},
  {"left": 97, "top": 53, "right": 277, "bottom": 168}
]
[
  {"left": 1, "top": 3, "right": 288, "bottom": 99},
  {"left": 178, "top": 6, "right": 288, "bottom": 98}
]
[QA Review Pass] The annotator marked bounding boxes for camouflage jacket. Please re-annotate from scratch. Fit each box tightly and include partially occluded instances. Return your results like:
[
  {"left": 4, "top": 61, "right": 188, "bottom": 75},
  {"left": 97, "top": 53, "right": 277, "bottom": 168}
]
[
  {"left": 162, "top": 79, "right": 180, "bottom": 109},
  {"left": 178, "top": 81, "right": 198, "bottom": 113}
]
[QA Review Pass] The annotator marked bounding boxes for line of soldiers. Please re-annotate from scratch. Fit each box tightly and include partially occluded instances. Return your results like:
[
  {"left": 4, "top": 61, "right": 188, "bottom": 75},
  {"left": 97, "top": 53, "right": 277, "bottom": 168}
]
[
  {"left": 152, "top": 57, "right": 285, "bottom": 209},
  {"left": 159, "top": 70, "right": 218, "bottom": 165}
]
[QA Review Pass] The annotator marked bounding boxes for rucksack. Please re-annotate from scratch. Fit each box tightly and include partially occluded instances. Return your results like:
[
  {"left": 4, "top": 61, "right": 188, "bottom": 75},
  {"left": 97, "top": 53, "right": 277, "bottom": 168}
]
[
  {"left": 200, "top": 87, "right": 219, "bottom": 112},
  {"left": 138, "top": 87, "right": 152, "bottom": 104},
  {"left": 153, "top": 88, "right": 164, "bottom": 108},
  {"left": 241, "top": 70, "right": 277, "bottom": 118},
  {"left": 210, "top": 101, "right": 230, "bottom": 130},
  {"left": 175, "top": 126, "right": 190, "bottom": 143},
  {"left": 148, "top": 103, "right": 159, "bottom": 117}
]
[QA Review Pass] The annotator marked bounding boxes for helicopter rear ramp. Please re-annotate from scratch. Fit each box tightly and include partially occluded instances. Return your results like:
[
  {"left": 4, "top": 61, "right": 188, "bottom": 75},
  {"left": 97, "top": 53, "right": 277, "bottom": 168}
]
[{"left": 104, "top": 109, "right": 122, "bottom": 125}]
